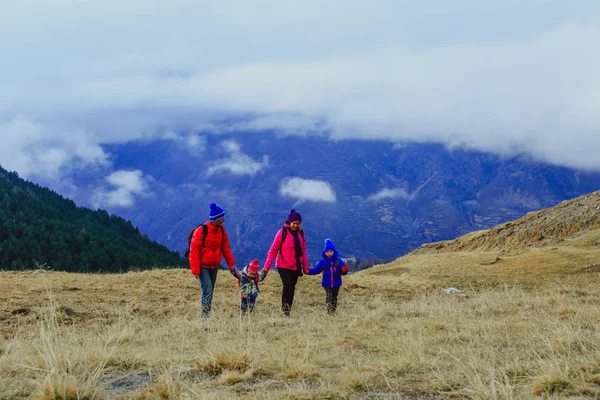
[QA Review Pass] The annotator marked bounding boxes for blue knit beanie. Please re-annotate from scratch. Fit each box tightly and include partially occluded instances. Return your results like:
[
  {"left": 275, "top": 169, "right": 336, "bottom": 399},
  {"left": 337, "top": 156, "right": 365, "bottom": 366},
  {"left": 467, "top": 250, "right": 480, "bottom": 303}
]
[
  {"left": 209, "top": 203, "right": 225, "bottom": 221},
  {"left": 323, "top": 238, "right": 337, "bottom": 252}
]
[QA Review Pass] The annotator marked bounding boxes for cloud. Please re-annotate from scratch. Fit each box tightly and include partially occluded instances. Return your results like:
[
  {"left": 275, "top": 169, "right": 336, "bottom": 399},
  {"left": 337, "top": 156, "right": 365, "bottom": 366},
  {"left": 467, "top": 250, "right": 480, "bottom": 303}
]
[
  {"left": 206, "top": 140, "right": 269, "bottom": 176},
  {"left": 163, "top": 132, "right": 206, "bottom": 154},
  {"left": 279, "top": 177, "right": 336, "bottom": 203},
  {"left": 92, "top": 170, "right": 150, "bottom": 208},
  {"left": 222, "top": 114, "right": 328, "bottom": 136},
  {"left": 368, "top": 188, "right": 409, "bottom": 201},
  {"left": 1, "top": 1, "right": 600, "bottom": 177},
  {"left": 0, "top": 117, "right": 108, "bottom": 179}
]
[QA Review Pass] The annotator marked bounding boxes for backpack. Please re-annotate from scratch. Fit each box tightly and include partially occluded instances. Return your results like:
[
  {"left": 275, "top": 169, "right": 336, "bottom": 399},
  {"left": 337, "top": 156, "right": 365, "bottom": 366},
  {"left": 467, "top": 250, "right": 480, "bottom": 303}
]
[
  {"left": 184, "top": 224, "right": 223, "bottom": 258},
  {"left": 278, "top": 227, "right": 304, "bottom": 261}
]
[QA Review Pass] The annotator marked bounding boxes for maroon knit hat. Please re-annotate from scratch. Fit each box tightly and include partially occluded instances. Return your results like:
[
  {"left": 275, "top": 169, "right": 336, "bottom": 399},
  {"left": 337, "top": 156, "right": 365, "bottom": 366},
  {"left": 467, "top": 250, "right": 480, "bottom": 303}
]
[{"left": 286, "top": 209, "right": 302, "bottom": 223}]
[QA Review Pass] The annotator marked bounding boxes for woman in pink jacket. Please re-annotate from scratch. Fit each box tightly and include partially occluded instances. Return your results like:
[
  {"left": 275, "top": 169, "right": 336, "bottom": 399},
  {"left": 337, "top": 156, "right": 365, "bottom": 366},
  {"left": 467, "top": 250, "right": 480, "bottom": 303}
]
[{"left": 263, "top": 209, "right": 310, "bottom": 316}]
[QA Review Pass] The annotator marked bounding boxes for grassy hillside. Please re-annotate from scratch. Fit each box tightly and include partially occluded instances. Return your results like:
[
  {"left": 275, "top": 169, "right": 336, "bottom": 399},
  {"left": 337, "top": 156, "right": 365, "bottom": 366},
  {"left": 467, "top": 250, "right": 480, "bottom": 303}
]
[
  {"left": 413, "top": 190, "right": 600, "bottom": 254},
  {"left": 2, "top": 228, "right": 600, "bottom": 398},
  {"left": 0, "top": 166, "right": 184, "bottom": 272},
  {"left": 369, "top": 227, "right": 600, "bottom": 290},
  {"left": 2, "top": 193, "right": 600, "bottom": 398}
]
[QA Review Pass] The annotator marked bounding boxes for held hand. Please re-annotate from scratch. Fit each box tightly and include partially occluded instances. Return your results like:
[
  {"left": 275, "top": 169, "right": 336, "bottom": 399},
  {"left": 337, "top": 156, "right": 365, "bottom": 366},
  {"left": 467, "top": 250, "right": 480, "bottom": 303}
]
[
  {"left": 228, "top": 264, "right": 236, "bottom": 271},
  {"left": 193, "top": 274, "right": 200, "bottom": 279},
  {"left": 303, "top": 267, "right": 309, "bottom": 275}
]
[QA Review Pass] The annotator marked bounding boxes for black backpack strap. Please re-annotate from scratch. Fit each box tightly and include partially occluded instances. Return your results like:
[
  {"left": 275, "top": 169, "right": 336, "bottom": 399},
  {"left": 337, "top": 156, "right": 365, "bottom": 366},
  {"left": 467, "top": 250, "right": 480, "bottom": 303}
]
[
  {"left": 278, "top": 228, "right": 288, "bottom": 260},
  {"left": 278, "top": 228, "right": 305, "bottom": 261},
  {"left": 185, "top": 223, "right": 210, "bottom": 258},
  {"left": 201, "top": 224, "right": 208, "bottom": 247},
  {"left": 185, "top": 224, "right": 202, "bottom": 257}
]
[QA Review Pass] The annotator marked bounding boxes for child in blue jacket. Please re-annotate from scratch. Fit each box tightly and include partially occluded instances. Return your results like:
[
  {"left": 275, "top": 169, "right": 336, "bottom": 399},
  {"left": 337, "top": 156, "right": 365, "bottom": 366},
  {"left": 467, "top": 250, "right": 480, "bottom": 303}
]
[{"left": 308, "top": 239, "right": 348, "bottom": 314}]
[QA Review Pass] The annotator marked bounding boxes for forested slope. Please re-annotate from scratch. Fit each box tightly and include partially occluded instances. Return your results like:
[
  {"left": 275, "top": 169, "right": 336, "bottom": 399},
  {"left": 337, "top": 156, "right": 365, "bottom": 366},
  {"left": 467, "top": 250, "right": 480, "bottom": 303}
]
[{"left": 0, "top": 166, "right": 184, "bottom": 272}]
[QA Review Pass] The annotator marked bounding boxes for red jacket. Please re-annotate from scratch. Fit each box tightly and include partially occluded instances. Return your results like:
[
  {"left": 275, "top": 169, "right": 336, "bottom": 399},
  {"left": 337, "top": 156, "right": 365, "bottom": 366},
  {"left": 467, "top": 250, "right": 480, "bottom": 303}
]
[
  {"left": 188, "top": 221, "right": 235, "bottom": 275},
  {"left": 264, "top": 222, "right": 310, "bottom": 272}
]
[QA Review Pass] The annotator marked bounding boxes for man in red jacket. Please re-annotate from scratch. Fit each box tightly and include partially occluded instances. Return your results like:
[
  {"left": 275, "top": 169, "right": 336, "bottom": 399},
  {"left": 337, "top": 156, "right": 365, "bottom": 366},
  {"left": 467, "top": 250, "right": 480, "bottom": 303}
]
[{"left": 188, "top": 203, "right": 236, "bottom": 316}]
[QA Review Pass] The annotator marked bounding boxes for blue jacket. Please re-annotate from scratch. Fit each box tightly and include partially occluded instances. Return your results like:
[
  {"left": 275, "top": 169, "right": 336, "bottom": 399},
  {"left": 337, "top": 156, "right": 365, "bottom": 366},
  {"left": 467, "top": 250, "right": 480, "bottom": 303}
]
[{"left": 309, "top": 250, "right": 348, "bottom": 288}]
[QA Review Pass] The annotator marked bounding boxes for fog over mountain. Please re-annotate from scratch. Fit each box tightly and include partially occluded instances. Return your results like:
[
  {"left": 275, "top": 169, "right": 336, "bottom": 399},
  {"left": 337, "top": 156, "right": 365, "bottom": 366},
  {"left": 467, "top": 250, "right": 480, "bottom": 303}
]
[
  {"left": 2, "top": 1, "right": 600, "bottom": 181},
  {"left": 2, "top": 2, "right": 600, "bottom": 265}
]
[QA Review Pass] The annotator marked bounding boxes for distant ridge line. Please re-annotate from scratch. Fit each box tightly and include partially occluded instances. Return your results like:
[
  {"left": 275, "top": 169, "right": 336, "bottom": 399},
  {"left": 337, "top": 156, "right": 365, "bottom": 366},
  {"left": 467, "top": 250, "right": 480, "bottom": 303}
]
[{"left": 413, "top": 190, "right": 600, "bottom": 254}]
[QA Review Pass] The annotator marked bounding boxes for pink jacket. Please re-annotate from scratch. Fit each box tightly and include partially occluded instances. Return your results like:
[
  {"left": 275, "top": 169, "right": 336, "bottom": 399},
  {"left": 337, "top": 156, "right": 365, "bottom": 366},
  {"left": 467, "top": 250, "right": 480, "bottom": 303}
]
[{"left": 264, "top": 223, "right": 310, "bottom": 272}]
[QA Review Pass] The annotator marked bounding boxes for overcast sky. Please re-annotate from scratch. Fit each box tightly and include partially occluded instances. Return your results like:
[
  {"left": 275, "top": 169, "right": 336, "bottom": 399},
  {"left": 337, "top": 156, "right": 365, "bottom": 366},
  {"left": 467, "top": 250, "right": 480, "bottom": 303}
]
[{"left": 1, "top": 0, "right": 600, "bottom": 181}]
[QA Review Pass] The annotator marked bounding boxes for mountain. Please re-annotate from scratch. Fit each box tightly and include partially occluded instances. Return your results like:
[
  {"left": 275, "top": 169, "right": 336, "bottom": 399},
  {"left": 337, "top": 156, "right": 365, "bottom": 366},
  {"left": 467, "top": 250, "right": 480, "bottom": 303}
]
[
  {"left": 412, "top": 189, "right": 600, "bottom": 254},
  {"left": 0, "top": 166, "right": 184, "bottom": 272},
  {"left": 364, "top": 188, "right": 600, "bottom": 293},
  {"left": 52, "top": 133, "right": 600, "bottom": 267}
]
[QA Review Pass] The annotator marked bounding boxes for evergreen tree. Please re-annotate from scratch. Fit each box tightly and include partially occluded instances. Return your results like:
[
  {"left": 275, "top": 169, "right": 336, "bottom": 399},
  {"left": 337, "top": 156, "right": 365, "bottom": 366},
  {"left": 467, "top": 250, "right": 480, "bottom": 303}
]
[{"left": 0, "top": 165, "right": 185, "bottom": 272}]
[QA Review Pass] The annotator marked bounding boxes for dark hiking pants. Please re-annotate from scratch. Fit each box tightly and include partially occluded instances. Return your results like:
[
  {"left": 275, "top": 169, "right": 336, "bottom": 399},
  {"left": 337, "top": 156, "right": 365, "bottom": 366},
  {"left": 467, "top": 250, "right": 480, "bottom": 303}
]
[
  {"left": 324, "top": 286, "right": 340, "bottom": 314},
  {"left": 278, "top": 268, "right": 299, "bottom": 316},
  {"left": 240, "top": 297, "right": 257, "bottom": 313}
]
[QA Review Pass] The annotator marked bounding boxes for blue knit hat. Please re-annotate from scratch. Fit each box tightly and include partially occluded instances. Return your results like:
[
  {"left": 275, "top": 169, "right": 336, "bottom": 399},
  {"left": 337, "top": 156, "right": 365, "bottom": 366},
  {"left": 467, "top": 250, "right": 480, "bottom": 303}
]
[
  {"left": 323, "top": 238, "right": 337, "bottom": 252},
  {"left": 209, "top": 203, "right": 225, "bottom": 221}
]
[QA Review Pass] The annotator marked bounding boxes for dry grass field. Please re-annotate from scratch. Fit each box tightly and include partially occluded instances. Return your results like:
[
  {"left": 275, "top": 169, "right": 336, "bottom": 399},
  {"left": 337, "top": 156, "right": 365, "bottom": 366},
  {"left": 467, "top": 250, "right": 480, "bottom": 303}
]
[{"left": 2, "top": 229, "right": 600, "bottom": 399}]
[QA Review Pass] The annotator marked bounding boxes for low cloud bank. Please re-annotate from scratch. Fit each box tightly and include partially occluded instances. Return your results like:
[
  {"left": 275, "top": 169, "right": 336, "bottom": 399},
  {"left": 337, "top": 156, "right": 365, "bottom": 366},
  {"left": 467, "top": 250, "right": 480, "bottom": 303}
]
[
  {"left": 206, "top": 140, "right": 269, "bottom": 176},
  {"left": 2, "top": 2, "right": 599, "bottom": 179},
  {"left": 368, "top": 188, "right": 409, "bottom": 201},
  {"left": 92, "top": 170, "right": 150, "bottom": 208},
  {"left": 279, "top": 177, "right": 337, "bottom": 203}
]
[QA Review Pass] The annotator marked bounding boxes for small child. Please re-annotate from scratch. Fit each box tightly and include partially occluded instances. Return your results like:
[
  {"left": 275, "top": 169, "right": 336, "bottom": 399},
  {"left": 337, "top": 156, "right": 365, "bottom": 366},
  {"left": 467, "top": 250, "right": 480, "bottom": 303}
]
[
  {"left": 229, "top": 260, "right": 268, "bottom": 313},
  {"left": 308, "top": 239, "right": 348, "bottom": 314}
]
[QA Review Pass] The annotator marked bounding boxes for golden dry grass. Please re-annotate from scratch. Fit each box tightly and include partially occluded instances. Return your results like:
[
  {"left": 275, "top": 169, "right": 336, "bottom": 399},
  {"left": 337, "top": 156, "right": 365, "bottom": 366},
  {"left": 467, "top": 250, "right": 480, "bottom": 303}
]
[
  {"left": 372, "top": 228, "right": 600, "bottom": 290},
  {"left": 2, "top": 230, "right": 600, "bottom": 399}
]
